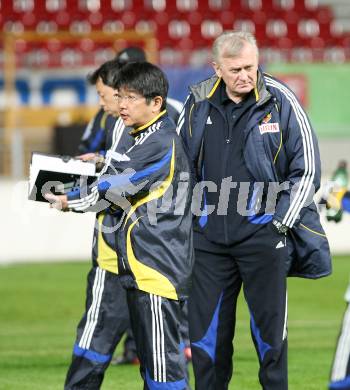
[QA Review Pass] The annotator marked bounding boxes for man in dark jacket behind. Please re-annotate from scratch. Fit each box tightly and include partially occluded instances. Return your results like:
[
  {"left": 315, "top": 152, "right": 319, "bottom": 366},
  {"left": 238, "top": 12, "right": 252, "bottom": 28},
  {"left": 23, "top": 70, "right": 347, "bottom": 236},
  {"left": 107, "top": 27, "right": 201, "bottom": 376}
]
[{"left": 177, "top": 30, "right": 332, "bottom": 390}]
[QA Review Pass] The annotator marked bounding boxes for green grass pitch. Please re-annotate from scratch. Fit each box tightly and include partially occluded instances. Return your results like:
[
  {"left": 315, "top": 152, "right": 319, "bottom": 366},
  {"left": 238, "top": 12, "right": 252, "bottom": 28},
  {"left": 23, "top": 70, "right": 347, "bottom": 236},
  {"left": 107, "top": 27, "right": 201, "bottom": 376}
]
[{"left": 0, "top": 256, "right": 349, "bottom": 389}]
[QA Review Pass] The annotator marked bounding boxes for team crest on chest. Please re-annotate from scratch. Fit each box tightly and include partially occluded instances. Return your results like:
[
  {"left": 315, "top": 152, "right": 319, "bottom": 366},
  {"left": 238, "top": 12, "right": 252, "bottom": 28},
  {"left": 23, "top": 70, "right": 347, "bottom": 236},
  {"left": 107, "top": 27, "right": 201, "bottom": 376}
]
[{"left": 262, "top": 113, "right": 272, "bottom": 123}]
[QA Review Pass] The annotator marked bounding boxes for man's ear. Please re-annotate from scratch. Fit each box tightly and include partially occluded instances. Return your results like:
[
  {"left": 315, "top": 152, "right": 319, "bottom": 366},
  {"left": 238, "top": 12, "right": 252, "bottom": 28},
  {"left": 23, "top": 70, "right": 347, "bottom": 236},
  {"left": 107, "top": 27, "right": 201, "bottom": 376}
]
[
  {"left": 212, "top": 61, "right": 221, "bottom": 77},
  {"left": 152, "top": 96, "right": 163, "bottom": 112}
]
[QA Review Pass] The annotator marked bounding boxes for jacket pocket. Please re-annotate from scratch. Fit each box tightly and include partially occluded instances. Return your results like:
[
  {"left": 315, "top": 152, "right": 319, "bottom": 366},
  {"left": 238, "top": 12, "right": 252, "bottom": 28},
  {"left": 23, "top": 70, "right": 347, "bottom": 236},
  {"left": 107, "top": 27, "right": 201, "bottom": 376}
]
[
  {"left": 287, "top": 205, "right": 331, "bottom": 279},
  {"left": 299, "top": 222, "right": 326, "bottom": 237}
]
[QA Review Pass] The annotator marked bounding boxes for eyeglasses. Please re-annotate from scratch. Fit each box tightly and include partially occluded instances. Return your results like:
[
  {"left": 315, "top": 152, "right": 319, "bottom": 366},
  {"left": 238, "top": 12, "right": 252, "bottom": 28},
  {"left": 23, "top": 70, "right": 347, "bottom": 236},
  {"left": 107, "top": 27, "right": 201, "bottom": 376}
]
[{"left": 114, "top": 94, "right": 144, "bottom": 104}]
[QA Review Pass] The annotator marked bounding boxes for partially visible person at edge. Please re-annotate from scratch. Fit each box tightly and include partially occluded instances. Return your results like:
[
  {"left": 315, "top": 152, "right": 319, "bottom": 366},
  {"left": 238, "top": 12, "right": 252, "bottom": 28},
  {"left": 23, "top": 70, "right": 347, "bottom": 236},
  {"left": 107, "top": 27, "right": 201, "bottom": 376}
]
[
  {"left": 322, "top": 163, "right": 350, "bottom": 390},
  {"left": 46, "top": 62, "right": 194, "bottom": 389},
  {"left": 177, "top": 30, "right": 332, "bottom": 390},
  {"left": 329, "top": 279, "right": 350, "bottom": 390}
]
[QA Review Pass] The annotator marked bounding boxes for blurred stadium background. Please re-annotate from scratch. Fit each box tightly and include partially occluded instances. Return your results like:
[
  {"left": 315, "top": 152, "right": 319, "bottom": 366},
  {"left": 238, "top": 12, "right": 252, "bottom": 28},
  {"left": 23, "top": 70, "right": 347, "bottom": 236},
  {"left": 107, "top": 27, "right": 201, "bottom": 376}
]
[{"left": 0, "top": 0, "right": 349, "bottom": 259}]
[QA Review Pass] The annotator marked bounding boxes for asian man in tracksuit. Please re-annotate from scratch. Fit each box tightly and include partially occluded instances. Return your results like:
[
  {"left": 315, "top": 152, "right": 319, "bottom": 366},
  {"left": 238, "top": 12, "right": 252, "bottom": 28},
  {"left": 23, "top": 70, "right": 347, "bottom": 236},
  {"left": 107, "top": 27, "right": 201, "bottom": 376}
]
[{"left": 46, "top": 62, "right": 193, "bottom": 389}]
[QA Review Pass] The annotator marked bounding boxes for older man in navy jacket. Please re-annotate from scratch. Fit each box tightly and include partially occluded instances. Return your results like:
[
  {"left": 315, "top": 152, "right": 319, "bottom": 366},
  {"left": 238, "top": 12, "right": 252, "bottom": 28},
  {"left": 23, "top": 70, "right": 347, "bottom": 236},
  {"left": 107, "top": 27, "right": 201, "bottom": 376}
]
[{"left": 178, "top": 30, "right": 332, "bottom": 390}]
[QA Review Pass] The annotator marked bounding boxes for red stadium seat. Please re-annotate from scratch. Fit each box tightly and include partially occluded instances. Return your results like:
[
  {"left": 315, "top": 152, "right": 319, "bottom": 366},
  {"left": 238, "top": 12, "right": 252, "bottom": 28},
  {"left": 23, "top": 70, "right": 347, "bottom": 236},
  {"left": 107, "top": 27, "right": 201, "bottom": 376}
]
[
  {"left": 178, "top": 37, "right": 196, "bottom": 51},
  {"left": 289, "top": 0, "right": 307, "bottom": 13},
  {"left": 114, "top": 0, "right": 133, "bottom": 10},
  {"left": 309, "top": 36, "right": 327, "bottom": 61},
  {"left": 188, "top": 45, "right": 212, "bottom": 66},
  {"left": 210, "top": 11, "right": 233, "bottom": 31},
  {"left": 14, "top": 39, "right": 28, "bottom": 55},
  {"left": 169, "top": 10, "right": 202, "bottom": 26},
  {"left": 168, "top": 19, "right": 191, "bottom": 40},
  {"left": 298, "top": 19, "right": 320, "bottom": 39},
  {"left": 234, "top": 19, "right": 256, "bottom": 36},
  {"left": 144, "top": 0, "right": 167, "bottom": 12},
  {"left": 46, "top": 38, "right": 63, "bottom": 53},
  {"left": 24, "top": 42, "right": 51, "bottom": 67},
  {"left": 315, "top": 6, "right": 333, "bottom": 43},
  {"left": 44, "top": 0, "right": 67, "bottom": 12},
  {"left": 208, "top": 0, "right": 232, "bottom": 11},
  {"left": 276, "top": 36, "right": 294, "bottom": 51},
  {"left": 36, "top": 20, "right": 58, "bottom": 34},
  {"left": 55, "top": 11, "right": 71, "bottom": 30},
  {"left": 201, "top": 19, "right": 223, "bottom": 41},
  {"left": 102, "top": 19, "right": 125, "bottom": 33},
  {"left": 176, "top": 0, "right": 199, "bottom": 12},
  {"left": 0, "top": 0, "right": 342, "bottom": 67},
  {"left": 266, "top": 19, "right": 288, "bottom": 39},
  {"left": 135, "top": 19, "right": 157, "bottom": 34},
  {"left": 159, "top": 48, "right": 185, "bottom": 66},
  {"left": 274, "top": 0, "right": 293, "bottom": 11},
  {"left": 3, "top": 20, "right": 25, "bottom": 33},
  {"left": 89, "top": 12, "right": 104, "bottom": 29},
  {"left": 154, "top": 10, "right": 170, "bottom": 25},
  {"left": 241, "top": 0, "right": 263, "bottom": 11},
  {"left": 120, "top": 11, "right": 137, "bottom": 29},
  {"left": 69, "top": 19, "right": 92, "bottom": 34}
]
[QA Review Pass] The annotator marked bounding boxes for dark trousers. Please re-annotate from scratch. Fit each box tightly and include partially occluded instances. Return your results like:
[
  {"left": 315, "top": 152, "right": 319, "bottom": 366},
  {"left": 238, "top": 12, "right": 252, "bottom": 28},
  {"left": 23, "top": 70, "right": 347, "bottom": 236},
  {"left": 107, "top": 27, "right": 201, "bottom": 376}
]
[
  {"left": 189, "top": 224, "right": 288, "bottom": 390},
  {"left": 127, "top": 289, "right": 189, "bottom": 390},
  {"left": 123, "top": 300, "right": 191, "bottom": 357},
  {"left": 64, "top": 267, "right": 130, "bottom": 390}
]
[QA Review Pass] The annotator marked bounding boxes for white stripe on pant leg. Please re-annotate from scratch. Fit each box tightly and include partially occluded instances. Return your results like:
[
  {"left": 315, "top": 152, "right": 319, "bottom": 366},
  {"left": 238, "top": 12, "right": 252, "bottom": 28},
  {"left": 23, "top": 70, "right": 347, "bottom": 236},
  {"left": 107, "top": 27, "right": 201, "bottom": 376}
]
[
  {"left": 332, "top": 304, "right": 350, "bottom": 380},
  {"left": 80, "top": 268, "right": 105, "bottom": 349},
  {"left": 79, "top": 267, "right": 103, "bottom": 348},
  {"left": 283, "top": 292, "right": 288, "bottom": 341},
  {"left": 331, "top": 304, "right": 350, "bottom": 381},
  {"left": 154, "top": 295, "right": 162, "bottom": 382},
  {"left": 150, "top": 294, "right": 158, "bottom": 381},
  {"left": 332, "top": 305, "right": 349, "bottom": 381},
  {"left": 158, "top": 296, "right": 166, "bottom": 382},
  {"left": 332, "top": 304, "right": 350, "bottom": 381},
  {"left": 83, "top": 268, "right": 104, "bottom": 348},
  {"left": 84, "top": 269, "right": 106, "bottom": 348},
  {"left": 79, "top": 268, "right": 106, "bottom": 349}
]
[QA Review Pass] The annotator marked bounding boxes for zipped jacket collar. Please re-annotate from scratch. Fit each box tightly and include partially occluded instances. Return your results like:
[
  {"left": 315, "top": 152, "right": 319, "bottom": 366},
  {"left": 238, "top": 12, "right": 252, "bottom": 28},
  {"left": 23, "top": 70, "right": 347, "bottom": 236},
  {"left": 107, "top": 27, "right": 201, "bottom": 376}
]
[
  {"left": 129, "top": 109, "right": 167, "bottom": 136},
  {"left": 189, "top": 67, "right": 272, "bottom": 107}
]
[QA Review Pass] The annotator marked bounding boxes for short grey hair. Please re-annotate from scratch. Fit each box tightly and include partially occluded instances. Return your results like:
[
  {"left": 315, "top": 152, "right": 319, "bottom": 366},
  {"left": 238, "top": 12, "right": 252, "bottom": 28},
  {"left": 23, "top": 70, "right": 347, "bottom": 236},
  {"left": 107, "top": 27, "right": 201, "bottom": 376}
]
[{"left": 212, "top": 30, "right": 259, "bottom": 62}]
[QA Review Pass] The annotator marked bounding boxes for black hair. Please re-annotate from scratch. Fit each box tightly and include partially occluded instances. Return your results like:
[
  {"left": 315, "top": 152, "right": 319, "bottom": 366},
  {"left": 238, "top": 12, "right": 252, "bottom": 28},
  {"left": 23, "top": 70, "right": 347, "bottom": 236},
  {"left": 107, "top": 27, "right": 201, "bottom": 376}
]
[
  {"left": 114, "top": 62, "right": 168, "bottom": 110},
  {"left": 87, "top": 59, "right": 121, "bottom": 87},
  {"left": 115, "top": 46, "right": 146, "bottom": 66}
]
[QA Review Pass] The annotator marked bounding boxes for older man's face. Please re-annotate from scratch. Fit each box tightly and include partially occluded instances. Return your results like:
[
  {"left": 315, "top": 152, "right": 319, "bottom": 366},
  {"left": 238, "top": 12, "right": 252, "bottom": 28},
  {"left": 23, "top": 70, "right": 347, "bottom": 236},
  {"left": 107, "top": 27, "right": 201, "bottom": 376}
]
[{"left": 213, "top": 42, "right": 258, "bottom": 102}]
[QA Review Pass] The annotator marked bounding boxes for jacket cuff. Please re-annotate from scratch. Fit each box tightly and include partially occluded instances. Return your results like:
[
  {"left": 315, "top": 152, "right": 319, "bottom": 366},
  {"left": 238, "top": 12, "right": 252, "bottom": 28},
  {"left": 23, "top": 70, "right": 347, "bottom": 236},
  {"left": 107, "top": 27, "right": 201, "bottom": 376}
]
[{"left": 66, "top": 187, "right": 81, "bottom": 201}]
